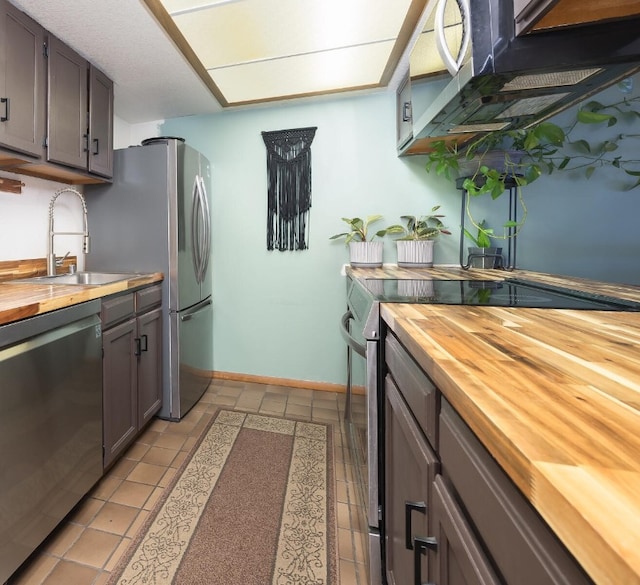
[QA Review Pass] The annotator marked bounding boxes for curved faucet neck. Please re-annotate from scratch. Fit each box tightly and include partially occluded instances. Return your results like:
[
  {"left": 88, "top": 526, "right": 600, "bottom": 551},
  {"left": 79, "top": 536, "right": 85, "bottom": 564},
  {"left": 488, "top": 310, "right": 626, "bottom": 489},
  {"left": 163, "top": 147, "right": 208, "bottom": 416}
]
[
  {"left": 47, "top": 188, "right": 90, "bottom": 276},
  {"left": 49, "top": 188, "right": 88, "bottom": 231}
]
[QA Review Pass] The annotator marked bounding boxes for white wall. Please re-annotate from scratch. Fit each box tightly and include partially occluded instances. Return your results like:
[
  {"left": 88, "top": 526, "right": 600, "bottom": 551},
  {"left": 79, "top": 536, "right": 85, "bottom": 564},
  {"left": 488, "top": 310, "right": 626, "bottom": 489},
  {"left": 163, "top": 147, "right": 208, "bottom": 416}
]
[
  {"left": 513, "top": 78, "right": 640, "bottom": 284},
  {"left": 0, "top": 172, "right": 87, "bottom": 269},
  {"left": 114, "top": 116, "right": 165, "bottom": 150}
]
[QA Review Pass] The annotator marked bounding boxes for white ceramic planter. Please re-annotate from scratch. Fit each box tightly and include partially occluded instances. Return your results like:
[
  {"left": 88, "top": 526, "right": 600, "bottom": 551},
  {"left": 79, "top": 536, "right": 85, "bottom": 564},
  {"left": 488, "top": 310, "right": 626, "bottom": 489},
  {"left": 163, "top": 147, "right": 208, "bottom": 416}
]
[
  {"left": 396, "top": 240, "right": 435, "bottom": 268},
  {"left": 349, "top": 241, "right": 383, "bottom": 268}
]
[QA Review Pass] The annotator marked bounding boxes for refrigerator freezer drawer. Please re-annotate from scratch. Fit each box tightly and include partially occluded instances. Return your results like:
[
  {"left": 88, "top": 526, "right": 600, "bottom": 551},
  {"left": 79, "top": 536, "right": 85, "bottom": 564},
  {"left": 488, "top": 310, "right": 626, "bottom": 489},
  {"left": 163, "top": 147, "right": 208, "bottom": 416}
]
[{"left": 165, "top": 298, "right": 213, "bottom": 420}]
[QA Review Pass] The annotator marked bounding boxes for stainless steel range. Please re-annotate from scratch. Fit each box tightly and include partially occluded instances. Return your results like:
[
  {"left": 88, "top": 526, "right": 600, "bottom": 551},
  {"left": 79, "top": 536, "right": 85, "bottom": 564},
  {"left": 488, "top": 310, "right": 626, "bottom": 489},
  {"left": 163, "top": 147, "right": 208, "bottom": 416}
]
[{"left": 340, "top": 276, "right": 639, "bottom": 585}]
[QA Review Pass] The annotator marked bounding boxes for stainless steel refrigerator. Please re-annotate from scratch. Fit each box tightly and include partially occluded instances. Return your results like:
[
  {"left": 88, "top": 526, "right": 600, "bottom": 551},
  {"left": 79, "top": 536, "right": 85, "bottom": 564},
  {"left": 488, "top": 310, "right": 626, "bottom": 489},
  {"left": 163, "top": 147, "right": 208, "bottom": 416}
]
[{"left": 86, "top": 137, "right": 212, "bottom": 420}]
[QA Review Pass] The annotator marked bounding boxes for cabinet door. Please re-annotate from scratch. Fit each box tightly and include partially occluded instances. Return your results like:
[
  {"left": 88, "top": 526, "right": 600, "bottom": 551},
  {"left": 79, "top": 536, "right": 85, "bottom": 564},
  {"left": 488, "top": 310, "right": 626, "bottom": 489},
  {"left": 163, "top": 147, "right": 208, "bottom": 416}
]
[
  {"left": 432, "top": 475, "right": 502, "bottom": 585},
  {"left": 396, "top": 72, "right": 412, "bottom": 149},
  {"left": 513, "top": 0, "right": 558, "bottom": 34},
  {"left": 88, "top": 65, "right": 113, "bottom": 178},
  {"left": 439, "top": 400, "right": 595, "bottom": 585},
  {"left": 385, "top": 375, "right": 439, "bottom": 585},
  {"left": 46, "top": 35, "right": 88, "bottom": 170},
  {"left": 103, "top": 318, "right": 137, "bottom": 469},
  {"left": 137, "top": 306, "right": 163, "bottom": 428},
  {"left": 0, "top": 0, "right": 45, "bottom": 157}
]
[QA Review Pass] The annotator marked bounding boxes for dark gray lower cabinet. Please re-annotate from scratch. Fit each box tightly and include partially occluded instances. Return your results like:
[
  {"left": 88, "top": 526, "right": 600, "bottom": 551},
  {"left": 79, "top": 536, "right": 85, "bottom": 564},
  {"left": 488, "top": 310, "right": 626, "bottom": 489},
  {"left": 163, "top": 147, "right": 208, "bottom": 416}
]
[
  {"left": 102, "top": 284, "right": 162, "bottom": 469},
  {"left": 432, "top": 475, "right": 501, "bottom": 585},
  {"left": 385, "top": 376, "right": 439, "bottom": 585},
  {"left": 103, "top": 312, "right": 137, "bottom": 468},
  {"left": 383, "top": 328, "right": 594, "bottom": 585},
  {"left": 439, "top": 400, "right": 594, "bottom": 585},
  {"left": 136, "top": 304, "right": 162, "bottom": 428}
]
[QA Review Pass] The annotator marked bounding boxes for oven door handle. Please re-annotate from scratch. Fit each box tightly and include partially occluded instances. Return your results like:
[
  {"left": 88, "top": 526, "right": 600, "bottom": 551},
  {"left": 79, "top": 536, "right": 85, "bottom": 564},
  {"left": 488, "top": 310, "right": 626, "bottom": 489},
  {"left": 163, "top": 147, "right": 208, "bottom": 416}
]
[{"left": 340, "top": 311, "right": 366, "bottom": 358}]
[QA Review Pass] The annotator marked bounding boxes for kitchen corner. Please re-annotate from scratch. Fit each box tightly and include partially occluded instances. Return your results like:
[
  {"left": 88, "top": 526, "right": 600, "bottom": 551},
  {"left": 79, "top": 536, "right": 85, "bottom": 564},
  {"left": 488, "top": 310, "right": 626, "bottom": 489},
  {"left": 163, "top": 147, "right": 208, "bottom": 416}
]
[{"left": 346, "top": 264, "right": 640, "bottom": 585}]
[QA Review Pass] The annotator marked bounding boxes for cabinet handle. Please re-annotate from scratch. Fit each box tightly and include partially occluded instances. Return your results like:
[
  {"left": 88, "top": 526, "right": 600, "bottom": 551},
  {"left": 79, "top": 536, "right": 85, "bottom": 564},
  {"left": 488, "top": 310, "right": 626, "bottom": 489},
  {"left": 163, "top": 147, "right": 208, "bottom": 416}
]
[
  {"left": 134, "top": 335, "right": 148, "bottom": 356},
  {"left": 405, "top": 500, "right": 426, "bottom": 549},
  {"left": 413, "top": 535, "right": 437, "bottom": 585},
  {"left": 0, "top": 97, "right": 9, "bottom": 122},
  {"left": 402, "top": 101, "right": 412, "bottom": 122},
  {"left": 92, "top": 138, "right": 99, "bottom": 155}
]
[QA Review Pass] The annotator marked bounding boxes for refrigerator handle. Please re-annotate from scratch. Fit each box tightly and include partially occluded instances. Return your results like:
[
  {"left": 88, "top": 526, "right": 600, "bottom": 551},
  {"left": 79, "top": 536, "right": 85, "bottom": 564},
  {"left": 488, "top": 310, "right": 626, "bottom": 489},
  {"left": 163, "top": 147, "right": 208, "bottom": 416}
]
[
  {"left": 180, "top": 297, "right": 213, "bottom": 321},
  {"left": 191, "top": 176, "right": 203, "bottom": 282},
  {"left": 197, "top": 175, "right": 211, "bottom": 281}
]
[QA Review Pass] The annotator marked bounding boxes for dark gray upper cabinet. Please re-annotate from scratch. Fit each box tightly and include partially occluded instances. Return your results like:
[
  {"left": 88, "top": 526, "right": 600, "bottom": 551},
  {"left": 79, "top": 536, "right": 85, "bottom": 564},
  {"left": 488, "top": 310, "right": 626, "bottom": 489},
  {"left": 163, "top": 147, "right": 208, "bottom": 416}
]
[
  {"left": 88, "top": 66, "right": 114, "bottom": 178},
  {"left": 514, "top": 0, "right": 640, "bottom": 35},
  {"left": 395, "top": 72, "right": 412, "bottom": 150},
  {"left": 513, "top": 0, "right": 559, "bottom": 34},
  {"left": 46, "top": 34, "right": 88, "bottom": 170},
  {"left": 0, "top": 0, "right": 45, "bottom": 159},
  {"left": 45, "top": 34, "right": 114, "bottom": 179}
]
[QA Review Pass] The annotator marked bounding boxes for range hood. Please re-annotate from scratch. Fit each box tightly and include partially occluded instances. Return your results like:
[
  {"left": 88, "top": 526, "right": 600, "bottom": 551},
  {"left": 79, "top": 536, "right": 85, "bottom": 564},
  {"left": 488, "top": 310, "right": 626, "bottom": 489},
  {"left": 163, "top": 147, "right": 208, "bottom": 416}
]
[{"left": 400, "top": 0, "right": 640, "bottom": 155}]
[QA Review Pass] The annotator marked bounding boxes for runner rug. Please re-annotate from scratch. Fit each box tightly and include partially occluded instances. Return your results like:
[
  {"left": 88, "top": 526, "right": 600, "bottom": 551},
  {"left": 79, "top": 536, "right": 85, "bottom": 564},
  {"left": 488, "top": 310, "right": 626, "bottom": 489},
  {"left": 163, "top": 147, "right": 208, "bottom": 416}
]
[{"left": 107, "top": 409, "right": 338, "bottom": 585}]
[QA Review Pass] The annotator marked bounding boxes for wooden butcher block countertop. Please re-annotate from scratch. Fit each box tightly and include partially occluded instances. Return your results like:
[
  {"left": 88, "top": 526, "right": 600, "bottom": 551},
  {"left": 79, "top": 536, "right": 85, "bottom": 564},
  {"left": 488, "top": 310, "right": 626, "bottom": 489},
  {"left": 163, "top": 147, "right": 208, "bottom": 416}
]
[
  {"left": 0, "top": 272, "right": 163, "bottom": 326},
  {"left": 350, "top": 266, "right": 640, "bottom": 585}
]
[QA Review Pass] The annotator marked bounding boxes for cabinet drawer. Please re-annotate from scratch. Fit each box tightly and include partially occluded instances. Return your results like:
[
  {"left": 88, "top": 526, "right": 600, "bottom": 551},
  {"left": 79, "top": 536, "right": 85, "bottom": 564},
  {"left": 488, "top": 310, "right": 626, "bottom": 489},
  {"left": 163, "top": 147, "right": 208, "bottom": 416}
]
[
  {"left": 439, "top": 400, "right": 594, "bottom": 585},
  {"left": 101, "top": 293, "right": 134, "bottom": 329},
  {"left": 135, "top": 284, "right": 162, "bottom": 313},
  {"left": 385, "top": 331, "right": 438, "bottom": 450}
]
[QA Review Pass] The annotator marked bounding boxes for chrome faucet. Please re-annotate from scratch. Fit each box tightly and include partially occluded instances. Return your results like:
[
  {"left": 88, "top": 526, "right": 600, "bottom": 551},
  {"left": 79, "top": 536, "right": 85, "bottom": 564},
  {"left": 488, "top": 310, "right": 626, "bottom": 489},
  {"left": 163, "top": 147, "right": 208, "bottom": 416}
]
[{"left": 47, "top": 188, "right": 90, "bottom": 276}]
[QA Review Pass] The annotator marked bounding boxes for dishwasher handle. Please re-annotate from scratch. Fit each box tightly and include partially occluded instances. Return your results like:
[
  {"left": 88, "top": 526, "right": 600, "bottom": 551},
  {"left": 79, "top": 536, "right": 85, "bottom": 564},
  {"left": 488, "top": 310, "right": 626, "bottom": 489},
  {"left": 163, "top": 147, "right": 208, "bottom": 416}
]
[{"left": 340, "top": 310, "right": 366, "bottom": 358}]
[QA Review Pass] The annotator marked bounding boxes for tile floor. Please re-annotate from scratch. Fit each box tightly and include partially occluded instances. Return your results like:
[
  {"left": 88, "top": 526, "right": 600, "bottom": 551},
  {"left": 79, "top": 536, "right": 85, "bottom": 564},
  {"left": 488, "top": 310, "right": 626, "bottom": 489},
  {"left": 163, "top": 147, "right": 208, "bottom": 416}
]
[{"left": 8, "top": 379, "right": 369, "bottom": 585}]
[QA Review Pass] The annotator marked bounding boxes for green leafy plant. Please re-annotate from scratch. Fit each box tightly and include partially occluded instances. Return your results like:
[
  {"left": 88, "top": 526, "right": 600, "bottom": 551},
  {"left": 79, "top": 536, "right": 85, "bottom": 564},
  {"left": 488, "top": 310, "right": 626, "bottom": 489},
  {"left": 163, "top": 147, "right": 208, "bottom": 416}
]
[
  {"left": 329, "top": 215, "right": 394, "bottom": 244},
  {"left": 389, "top": 206, "right": 452, "bottom": 240},
  {"left": 462, "top": 220, "right": 493, "bottom": 248},
  {"left": 424, "top": 91, "right": 640, "bottom": 238}
]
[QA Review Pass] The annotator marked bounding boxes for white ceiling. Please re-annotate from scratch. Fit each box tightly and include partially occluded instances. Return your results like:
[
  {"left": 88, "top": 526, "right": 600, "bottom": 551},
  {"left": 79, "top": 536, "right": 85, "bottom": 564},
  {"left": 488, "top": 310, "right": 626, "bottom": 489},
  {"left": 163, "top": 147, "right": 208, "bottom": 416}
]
[{"left": 10, "top": 0, "right": 432, "bottom": 124}]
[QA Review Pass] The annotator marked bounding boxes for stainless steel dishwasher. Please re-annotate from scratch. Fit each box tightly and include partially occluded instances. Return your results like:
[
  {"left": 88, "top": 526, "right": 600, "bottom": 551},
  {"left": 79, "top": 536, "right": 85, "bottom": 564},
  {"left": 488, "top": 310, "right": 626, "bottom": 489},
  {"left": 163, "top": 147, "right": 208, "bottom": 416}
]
[{"left": 0, "top": 300, "right": 103, "bottom": 583}]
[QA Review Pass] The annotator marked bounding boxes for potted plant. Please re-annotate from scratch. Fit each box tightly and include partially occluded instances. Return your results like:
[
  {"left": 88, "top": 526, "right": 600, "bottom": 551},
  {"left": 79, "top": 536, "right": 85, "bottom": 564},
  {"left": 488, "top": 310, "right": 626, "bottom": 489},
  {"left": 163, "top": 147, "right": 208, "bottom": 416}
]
[
  {"left": 388, "top": 205, "right": 451, "bottom": 267},
  {"left": 462, "top": 220, "right": 503, "bottom": 269},
  {"left": 330, "top": 215, "right": 394, "bottom": 267}
]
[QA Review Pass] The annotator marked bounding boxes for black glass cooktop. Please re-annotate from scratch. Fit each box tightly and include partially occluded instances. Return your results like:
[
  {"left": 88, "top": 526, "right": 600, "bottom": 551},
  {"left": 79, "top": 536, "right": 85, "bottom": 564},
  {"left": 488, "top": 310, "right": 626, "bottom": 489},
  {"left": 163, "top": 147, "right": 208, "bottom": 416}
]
[{"left": 361, "top": 279, "right": 640, "bottom": 311}]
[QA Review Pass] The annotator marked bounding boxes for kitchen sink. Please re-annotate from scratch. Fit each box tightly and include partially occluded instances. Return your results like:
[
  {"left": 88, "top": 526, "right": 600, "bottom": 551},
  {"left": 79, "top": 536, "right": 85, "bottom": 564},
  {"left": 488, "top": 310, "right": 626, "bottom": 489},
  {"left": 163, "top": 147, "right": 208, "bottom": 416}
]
[{"left": 14, "top": 272, "right": 139, "bottom": 286}]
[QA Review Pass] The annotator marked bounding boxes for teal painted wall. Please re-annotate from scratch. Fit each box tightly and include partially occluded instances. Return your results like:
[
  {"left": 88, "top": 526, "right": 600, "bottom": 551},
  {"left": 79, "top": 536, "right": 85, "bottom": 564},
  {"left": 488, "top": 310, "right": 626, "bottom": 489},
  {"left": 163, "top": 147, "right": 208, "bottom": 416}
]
[
  {"left": 512, "top": 77, "right": 640, "bottom": 285},
  {"left": 161, "top": 91, "right": 459, "bottom": 385},
  {"left": 159, "top": 74, "right": 640, "bottom": 385}
]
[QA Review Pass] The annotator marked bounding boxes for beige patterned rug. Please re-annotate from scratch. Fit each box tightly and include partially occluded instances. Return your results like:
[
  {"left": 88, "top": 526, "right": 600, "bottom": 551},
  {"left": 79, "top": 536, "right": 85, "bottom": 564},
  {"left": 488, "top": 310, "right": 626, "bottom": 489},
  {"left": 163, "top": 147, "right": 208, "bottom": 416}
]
[{"left": 107, "top": 410, "right": 338, "bottom": 585}]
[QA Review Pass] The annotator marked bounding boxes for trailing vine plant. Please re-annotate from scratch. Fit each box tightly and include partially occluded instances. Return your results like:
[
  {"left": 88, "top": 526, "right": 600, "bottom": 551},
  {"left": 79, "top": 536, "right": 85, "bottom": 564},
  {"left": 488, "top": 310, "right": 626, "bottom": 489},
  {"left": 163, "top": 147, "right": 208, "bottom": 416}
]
[{"left": 425, "top": 89, "right": 640, "bottom": 244}]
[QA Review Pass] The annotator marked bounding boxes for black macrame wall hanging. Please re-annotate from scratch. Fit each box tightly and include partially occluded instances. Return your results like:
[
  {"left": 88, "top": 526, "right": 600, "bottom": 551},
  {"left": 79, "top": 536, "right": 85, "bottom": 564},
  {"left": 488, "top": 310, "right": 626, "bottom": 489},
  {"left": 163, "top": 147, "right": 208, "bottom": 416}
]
[{"left": 262, "top": 126, "right": 317, "bottom": 251}]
